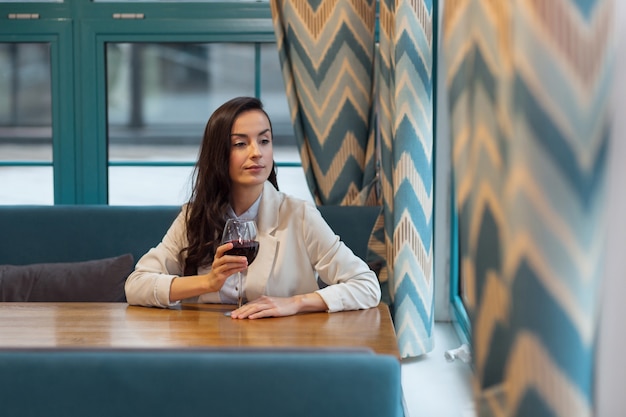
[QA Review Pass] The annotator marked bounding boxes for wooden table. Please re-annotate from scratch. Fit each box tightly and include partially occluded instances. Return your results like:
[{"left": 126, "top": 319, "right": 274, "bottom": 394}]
[{"left": 0, "top": 302, "right": 400, "bottom": 358}]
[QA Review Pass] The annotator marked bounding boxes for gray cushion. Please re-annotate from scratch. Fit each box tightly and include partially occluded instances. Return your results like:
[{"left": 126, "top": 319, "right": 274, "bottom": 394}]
[{"left": 0, "top": 254, "right": 134, "bottom": 302}]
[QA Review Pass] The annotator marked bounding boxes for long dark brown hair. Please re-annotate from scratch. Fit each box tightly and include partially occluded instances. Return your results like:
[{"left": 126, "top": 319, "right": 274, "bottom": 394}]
[{"left": 182, "top": 97, "right": 279, "bottom": 276}]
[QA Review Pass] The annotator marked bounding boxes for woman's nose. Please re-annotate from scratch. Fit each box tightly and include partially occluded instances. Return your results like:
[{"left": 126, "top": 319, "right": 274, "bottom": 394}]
[{"left": 249, "top": 142, "right": 262, "bottom": 157}]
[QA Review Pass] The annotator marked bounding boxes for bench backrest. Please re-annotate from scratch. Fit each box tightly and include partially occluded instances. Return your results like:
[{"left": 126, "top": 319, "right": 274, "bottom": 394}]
[{"left": 0, "top": 205, "right": 380, "bottom": 265}]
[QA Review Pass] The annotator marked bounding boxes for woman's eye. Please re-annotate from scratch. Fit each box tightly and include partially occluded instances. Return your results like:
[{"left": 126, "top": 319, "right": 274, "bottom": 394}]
[{"left": 233, "top": 142, "right": 246, "bottom": 147}]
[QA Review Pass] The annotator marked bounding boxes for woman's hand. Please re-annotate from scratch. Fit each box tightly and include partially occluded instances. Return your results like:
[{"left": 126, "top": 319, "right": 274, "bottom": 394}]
[
  {"left": 230, "top": 293, "right": 328, "bottom": 319},
  {"left": 169, "top": 242, "right": 247, "bottom": 302},
  {"left": 204, "top": 242, "right": 248, "bottom": 292}
]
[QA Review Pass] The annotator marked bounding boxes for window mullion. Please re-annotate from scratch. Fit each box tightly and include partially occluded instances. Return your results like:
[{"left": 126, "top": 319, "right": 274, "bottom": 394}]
[{"left": 53, "top": 21, "right": 79, "bottom": 204}]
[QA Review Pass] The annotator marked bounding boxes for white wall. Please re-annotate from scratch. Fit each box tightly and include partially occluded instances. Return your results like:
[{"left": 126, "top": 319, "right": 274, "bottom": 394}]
[
  {"left": 595, "top": 2, "right": 626, "bottom": 414},
  {"left": 434, "top": 0, "right": 453, "bottom": 322}
]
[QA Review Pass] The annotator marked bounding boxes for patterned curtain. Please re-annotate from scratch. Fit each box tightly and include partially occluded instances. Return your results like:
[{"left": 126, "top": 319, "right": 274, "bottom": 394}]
[
  {"left": 377, "top": 0, "right": 435, "bottom": 357},
  {"left": 270, "top": 0, "right": 379, "bottom": 207},
  {"left": 271, "top": 0, "right": 435, "bottom": 358},
  {"left": 444, "top": 0, "right": 614, "bottom": 415}
]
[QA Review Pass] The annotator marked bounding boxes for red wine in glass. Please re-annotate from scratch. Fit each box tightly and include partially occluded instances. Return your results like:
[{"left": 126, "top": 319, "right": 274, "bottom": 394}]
[
  {"left": 225, "top": 240, "right": 259, "bottom": 265},
  {"left": 220, "top": 219, "right": 258, "bottom": 310}
]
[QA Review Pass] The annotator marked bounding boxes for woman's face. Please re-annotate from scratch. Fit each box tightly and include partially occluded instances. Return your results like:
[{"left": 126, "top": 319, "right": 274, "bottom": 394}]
[{"left": 228, "top": 109, "right": 274, "bottom": 191}]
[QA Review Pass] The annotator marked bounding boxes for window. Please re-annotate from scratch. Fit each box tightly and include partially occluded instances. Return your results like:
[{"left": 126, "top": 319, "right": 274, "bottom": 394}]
[
  {"left": 449, "top": 179, "right": 471, "bottom": 344},
  {"left": 0, "top": 42, "right": 53, "bottom": 204},
  {"left": 0, "top": 14, "right": 73, "bottom": 203},
  {"left": 0, "top": 0, "right": 308, "bottom": 205}
]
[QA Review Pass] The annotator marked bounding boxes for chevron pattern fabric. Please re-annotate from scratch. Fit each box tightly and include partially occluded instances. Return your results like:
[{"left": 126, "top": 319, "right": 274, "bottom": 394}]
[
  {"left": 270, "top": 0, "right": 388, "bottom": 294},
  {"left": 444, "top": 0, "right": 615, "bottom": 415},
  {"left": 271, "top": 0, "right": 435, "bottom": 358},
  {"left": 378, "top": 0, "right": 435, "bottom": 357},
  {"left": 270, "top": 0, "right": 379, "bottom": 207},
  {"left": 270, "top": 0, "right": 388, "bottom": 290}
]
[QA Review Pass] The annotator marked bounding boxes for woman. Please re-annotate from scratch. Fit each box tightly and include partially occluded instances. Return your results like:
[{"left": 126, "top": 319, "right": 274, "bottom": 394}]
[{"left": 125, "top": 96, "right": 381, "bottom": 318}]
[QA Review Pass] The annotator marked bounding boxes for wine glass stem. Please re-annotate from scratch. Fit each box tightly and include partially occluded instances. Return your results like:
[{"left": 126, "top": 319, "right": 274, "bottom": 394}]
[{"left": 237, "top": 272, "right": 243, "bottom": 308}]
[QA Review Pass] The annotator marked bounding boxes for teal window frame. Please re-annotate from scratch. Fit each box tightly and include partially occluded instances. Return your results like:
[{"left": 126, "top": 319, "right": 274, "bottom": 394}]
[
  {"left": 449, "top": 178, "right": 471, "bottom": 345},
  {"left": 0, "top": 18, "right": 76, "bottom": 202},
  {"left": 0, "top": 0, "right": 276, "bottom": 204}
]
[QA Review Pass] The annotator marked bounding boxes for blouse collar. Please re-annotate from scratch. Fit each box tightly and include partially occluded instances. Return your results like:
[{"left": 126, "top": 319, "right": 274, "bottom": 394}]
[{"left": 227, "top": 193, "right": 262, "bottom": 221}]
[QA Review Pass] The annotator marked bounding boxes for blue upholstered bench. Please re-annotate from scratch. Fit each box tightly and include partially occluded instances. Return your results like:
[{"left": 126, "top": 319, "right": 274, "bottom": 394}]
[
  {"left": 0, "top": 204, "right": 379, "bottom": 264},
  {"left": 0, "top": 204, "right": 381, "bottom": 302},
  {"left": 0, "top": 206, "right": 400, "bottom": 417},
  {"left": 0, "top": 349, "right": 402, "bottom": 417}
]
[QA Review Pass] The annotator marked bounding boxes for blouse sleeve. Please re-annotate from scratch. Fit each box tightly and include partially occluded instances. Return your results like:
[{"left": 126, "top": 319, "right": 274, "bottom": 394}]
[
  {"left": 124, "top": 210, "right": 187, "bottom": 308},
  {"left": 302, "top": 203, "right": 381, "bottom": 312}
]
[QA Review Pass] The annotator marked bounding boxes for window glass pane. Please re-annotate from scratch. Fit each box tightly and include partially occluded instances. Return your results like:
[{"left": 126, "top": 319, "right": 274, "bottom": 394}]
[
  {"left": 107, "top": 43, "right": 254, "bottom": 129},
  {"left": 0, "top": 43, "right": 53, "bottom": 204},
  {"left": 0, "top": 167, "right": 53, "bottom": 204},
  {"left": 259, "top": 43, "right": 311, "bottom": 201},
  {"left": 108, "top": 151, "right": 311, "bottom": 205},
  {"left": 108, "top": 166, "right": 193, "bottom": 205},
  {"left": 107, "top": 42, "right": 255, "bottom": 204},
  {"left": 274, "top": 164, "right": 312, "bottom": 202},
  {"left": 106, "top": 41, "right": 309, "bottom": 205},
  {"left": 260, "top": 43, "right": 292, "bottom": 149},
  {"left": 0, "top": 43, "right": 52, "bottom": 130}
]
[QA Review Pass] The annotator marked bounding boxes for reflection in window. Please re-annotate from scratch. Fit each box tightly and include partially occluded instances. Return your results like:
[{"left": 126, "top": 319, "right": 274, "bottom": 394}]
[
  {"left": 0, "top": 43, "right": 52, "bottom": 142},
  {"left": 0, "top": 43, "right": 53, "bottom": 205},
  {"left": 107, "top": 43, "right": 255, "bottom": 138},
  {"left": 106, "top": 42, "right": 305, "bottom": 205},
  {"left": 260, "top": 42, "right": 293, "bottom": 147}
]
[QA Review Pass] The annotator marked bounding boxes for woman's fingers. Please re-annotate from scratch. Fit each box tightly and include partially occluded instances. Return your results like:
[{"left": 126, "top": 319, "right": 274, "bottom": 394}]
[
  {"left": 213, "top": 242, "right": 247, "bottom": 276},
  {"left": 230, "top": 296, "right": 297, "bottom": 319}
]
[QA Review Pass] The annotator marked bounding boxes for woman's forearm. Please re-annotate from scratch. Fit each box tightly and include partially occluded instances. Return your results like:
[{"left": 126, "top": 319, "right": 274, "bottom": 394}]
[
  {"left": 294, "top": 292, "right": 328, "bottom": 313},
  {"left": 169, "top": 274, "right": 212, "bottom": 302}
]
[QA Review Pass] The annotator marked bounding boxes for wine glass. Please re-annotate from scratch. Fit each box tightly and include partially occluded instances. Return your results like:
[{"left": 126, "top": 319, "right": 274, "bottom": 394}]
[{"left": 220, "top": 219, "right": 259, "bottom": 309}]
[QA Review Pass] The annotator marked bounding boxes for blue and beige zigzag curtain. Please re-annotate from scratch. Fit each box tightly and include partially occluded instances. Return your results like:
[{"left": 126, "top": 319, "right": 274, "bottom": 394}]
[
  {"left": 270, "top": 0, "right": 435, "bottom": 358},
  {"left": 377, "top": 0, "right": 435, "bottom": 357},
  {"left": 444, "top": 0, "right": 614, "bottom": 415},
  {"left": 270, "top": 0, "right": 379, "bottom": 207}
]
